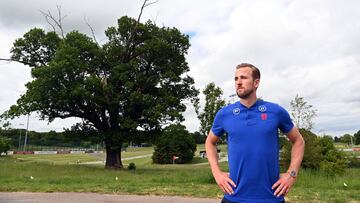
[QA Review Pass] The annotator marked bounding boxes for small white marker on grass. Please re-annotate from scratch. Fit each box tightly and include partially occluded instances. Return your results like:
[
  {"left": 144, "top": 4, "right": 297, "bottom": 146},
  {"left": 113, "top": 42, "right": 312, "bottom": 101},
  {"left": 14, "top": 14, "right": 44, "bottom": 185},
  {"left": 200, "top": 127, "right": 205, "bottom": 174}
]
[
  {"left": 30, "top": 176, "right": 34, "bottom": 180},
  {"left": 115, "top": 176, "right": 118, "bottom": 181},
  {"left": 343, "top": 182, "right": 348, "bottom": 187}
]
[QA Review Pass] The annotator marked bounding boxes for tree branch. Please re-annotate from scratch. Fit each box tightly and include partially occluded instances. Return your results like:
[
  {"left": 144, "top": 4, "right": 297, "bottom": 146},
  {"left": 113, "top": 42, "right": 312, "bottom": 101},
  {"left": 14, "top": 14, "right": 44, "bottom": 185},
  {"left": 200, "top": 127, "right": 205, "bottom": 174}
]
[
  {"left": 39, "top": 5, "right": 67, "bottom": 38},
  {"left": 84, "top": 16, "right": 99, "bottom": 45},
  {"left": 137, "top": 0, "right": 159, "bottom": 22},
  {"left": 0, "top": 58, "right": 12, "bottom": 62},
  {"left": 0, "top": 58, "right": 34, "bottom": 66}
]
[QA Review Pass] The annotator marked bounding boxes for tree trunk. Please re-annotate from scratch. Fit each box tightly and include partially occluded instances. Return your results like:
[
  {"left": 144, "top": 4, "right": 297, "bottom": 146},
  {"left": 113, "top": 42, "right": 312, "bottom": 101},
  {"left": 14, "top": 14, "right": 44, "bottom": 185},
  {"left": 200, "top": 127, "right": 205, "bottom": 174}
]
[{"left": 104, "top": 140, "right": 123, "bottom": 169}]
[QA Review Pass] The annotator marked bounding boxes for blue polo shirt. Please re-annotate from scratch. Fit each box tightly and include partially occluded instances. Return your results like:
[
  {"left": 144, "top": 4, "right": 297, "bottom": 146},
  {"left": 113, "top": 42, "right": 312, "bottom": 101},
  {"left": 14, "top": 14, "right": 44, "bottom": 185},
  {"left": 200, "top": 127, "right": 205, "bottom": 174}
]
[{"left": 211, "top": 99, "right": 294, "bottom": 203}]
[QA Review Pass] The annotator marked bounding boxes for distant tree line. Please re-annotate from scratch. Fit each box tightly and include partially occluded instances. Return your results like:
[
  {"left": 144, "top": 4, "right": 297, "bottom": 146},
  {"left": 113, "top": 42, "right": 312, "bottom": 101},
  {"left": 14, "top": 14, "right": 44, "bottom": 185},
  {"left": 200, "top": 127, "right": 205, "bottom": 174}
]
[
  {"left": 333, "top": 131, "right": 360, "bottom": 145},
  {"left": 0, "top": 128, "right": 98, "bottom": 150}
]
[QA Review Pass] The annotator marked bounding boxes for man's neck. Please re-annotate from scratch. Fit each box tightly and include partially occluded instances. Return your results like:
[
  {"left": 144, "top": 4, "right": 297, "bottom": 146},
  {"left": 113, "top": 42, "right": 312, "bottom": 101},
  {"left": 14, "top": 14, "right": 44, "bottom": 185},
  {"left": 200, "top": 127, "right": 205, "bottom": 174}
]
[{"left": 239, "top": 95, "right": 258, "bottom": 108}]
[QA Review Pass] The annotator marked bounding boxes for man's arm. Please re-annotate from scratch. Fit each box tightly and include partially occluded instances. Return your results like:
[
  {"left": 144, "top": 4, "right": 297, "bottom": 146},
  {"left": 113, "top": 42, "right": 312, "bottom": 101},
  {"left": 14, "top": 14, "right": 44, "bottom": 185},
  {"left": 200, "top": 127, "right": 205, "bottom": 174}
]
[
  {"left": 272, "top": 127, "right": 305, "bottom": 197},
  {"left": 205, "top": 131, "right": 236, "bottom": 195},
  {"left": 286, "top": 127, "right": 305, "bottom": 176}
]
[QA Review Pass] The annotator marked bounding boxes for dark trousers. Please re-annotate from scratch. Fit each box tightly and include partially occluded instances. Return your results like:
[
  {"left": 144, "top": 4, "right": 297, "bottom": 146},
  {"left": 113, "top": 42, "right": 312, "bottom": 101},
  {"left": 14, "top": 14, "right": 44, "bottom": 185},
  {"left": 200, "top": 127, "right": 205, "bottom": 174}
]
[{"left": 221, "top": 197, "right": 285, "bottom": 203}]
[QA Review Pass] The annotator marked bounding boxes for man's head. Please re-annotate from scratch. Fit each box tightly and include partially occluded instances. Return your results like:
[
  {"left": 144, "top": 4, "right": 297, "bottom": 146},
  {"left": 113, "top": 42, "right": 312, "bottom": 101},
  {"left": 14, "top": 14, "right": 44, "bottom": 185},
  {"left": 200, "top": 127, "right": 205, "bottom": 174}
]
[
  {"left": 234, "top": 63, "right": 260, "bottom": 99},
  {"left": 236, "top": 63, "right": 260, "bottom": 80}
]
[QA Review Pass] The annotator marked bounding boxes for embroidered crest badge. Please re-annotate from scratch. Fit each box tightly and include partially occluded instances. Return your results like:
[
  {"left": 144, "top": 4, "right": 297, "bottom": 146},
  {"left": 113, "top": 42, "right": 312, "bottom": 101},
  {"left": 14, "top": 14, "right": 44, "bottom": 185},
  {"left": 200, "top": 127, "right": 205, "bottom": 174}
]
[
  {"left": 259, "top": 105, "right": 267, "bottom": 112},
  {"left": 233, "top": 108, "right": 240, "bottom": 115}
]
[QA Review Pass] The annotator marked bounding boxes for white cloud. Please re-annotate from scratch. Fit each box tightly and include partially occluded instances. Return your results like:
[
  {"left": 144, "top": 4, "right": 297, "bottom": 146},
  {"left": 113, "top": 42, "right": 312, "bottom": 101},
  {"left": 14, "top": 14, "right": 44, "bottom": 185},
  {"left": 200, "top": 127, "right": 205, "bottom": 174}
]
[{"left": 1, "top": 0, "right": 360, "bottom": 136}]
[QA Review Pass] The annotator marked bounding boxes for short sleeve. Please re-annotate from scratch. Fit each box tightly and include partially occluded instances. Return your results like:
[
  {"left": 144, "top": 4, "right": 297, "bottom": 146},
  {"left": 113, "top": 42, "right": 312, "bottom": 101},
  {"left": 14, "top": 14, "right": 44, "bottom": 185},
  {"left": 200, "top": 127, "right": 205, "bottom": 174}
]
[
  {"left": 211, "top": 108, "right": 225, "bottom": 137},
  {"left": 277, "top": 105, "right": 294, "bottom": 134}
]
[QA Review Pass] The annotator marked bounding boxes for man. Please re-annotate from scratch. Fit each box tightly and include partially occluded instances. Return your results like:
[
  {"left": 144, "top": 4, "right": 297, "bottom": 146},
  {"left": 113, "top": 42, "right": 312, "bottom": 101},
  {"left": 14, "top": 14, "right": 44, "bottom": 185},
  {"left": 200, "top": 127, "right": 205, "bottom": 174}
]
[{"left": 205, "top": 63, "right": 305, "bottom": 203}]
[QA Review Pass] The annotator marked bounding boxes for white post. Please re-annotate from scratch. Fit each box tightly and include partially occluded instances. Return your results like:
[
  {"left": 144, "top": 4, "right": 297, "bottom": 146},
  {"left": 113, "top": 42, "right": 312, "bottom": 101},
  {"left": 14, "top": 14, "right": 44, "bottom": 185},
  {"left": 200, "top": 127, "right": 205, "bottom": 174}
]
[
  {"left": 18, "top": 124, "right": 24, "bottom": 150},
  {"left": 23, "top": 114, "right": 30, "bottom": 151}
]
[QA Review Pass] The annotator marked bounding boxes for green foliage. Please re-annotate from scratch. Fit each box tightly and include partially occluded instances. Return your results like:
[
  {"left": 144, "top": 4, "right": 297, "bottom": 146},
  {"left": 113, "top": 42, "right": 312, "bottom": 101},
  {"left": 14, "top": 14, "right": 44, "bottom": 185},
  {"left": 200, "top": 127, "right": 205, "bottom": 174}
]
[
  {"left": 128, "top": 162, "right": 136, "bottom": 171},
  {"left": 4, "top": 16, "right": 198, "bottom": 168},
  {"left": 339, "top": 134, "right": 354, "bottom": 145},
  {"left": 354, "top": 130, "right": 360, "bottom": 145},
  {"left": 282, "top": 129, "right": 321, "bottom": 169},
  {"left": 10, "top": 28, "right": 61, "bottom": 67},
  {"left": 0, "top": 121, "right": 11, "bottom": 130},
  {"left": 334, "top": 136, "right": 341, "bottom": 142},
  {"left": 279, "top": 134, "right": 287, "bottom": 150},
  {"left": 317, "top": 136, "right": 347, "bottom": 176},
  {"left": 0, "top": 136, "right": 11, "bottom": 155},
  {"left": 289, "top": 94, "right": 317, "bottom": 130},
  {"left": 194, "top": 82, "right": 225, "bottom": 137},
  {"left": 281, "top": 129, "right": 346, "bottom": 176},
  {"left": 191, "top": 131, "right": 206, "bottom": 144},
  {"left": 0, "top": 128, "right": 99, "bottom": 150},
  {"left": 152, "top": 124, "right": 196, "bottom": 164},
  {"left": 347, "top": 156, "right": 360, "bottom": 168}
]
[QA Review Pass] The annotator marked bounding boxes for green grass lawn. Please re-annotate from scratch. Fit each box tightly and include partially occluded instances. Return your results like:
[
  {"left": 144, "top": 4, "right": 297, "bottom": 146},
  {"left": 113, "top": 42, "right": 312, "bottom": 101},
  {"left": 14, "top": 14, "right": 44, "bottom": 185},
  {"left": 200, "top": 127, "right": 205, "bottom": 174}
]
[
  {"left": 13, "top": 154, "right": 102, "bottom": 165},
  {"left": 122, "top": 146, "right": 154, "bottom": 158},
  {"left": 1, "top": 146, "right": 359, "bottom": 202},
  {"left": 0, "top": 155, "right": 222, "bottom": 198},
  {"left": 292, "top": 169, "right": 360, "bottom": 203},
  {"left": 11, "top": 147, "right": 155, "bottom": 165},
  {"left": 334, "top": 143, "right": 360, "bottom": 149}
]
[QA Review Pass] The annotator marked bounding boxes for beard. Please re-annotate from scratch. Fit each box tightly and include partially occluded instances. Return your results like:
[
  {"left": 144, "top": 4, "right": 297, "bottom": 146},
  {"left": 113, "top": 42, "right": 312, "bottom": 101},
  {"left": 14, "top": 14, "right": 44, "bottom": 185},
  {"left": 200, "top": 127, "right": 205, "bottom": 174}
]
[{"left": 237, "top": 88, "right": 254, "bottom": 99}]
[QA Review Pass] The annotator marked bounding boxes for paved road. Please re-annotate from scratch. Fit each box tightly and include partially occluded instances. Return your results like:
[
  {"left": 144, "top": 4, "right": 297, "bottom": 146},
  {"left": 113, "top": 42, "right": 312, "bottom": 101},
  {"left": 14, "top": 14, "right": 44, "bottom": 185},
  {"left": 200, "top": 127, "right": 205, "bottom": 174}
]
[{"left": 0, "top": 192, "right": 220, "bottom": 203}]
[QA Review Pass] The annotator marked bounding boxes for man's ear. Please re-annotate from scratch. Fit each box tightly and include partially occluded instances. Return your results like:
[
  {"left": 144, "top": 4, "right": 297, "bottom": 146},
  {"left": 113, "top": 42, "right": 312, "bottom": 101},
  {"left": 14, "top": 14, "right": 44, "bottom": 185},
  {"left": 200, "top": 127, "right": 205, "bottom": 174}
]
[{"left": 254, "top": 79, "right": 260, "bottom": 88}]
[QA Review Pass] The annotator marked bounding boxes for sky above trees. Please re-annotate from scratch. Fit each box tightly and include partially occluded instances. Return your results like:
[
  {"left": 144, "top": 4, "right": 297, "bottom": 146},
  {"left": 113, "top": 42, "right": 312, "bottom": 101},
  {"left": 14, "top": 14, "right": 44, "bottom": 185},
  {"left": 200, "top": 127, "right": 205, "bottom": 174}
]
[{"left": 1, "top": 0, "right": 359, "bottom": 136}]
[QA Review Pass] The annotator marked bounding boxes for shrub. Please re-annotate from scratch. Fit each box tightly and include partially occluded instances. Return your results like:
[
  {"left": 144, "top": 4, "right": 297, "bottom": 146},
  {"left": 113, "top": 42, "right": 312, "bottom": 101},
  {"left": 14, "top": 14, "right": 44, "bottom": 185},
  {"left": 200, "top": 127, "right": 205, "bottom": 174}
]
[
  {"left": 192, "top": 131, "right": 206, "bottom": 144},
  {"left": 128, "top": 162, "right": 136, "bottom": 171},
  {"left": 0, "top": 136, "right": 11, "bottom": 155},
  {"left": 152, "top": 124, "right": 196, "bottom": 164},
  {"left": 320, "top": 160, "right": 346, "bottom": 177},
  {"left": 318, "top": 136, "right": 347, "bottom": 176},
  {"left": 281, "top": 129, "right": 346, "bottom": 176},
  {"left": 347, "top": 156, "right": 360, "bottom": 168},
  {"left": 281, "top": 129, "right": 322, "bottom": 170}
]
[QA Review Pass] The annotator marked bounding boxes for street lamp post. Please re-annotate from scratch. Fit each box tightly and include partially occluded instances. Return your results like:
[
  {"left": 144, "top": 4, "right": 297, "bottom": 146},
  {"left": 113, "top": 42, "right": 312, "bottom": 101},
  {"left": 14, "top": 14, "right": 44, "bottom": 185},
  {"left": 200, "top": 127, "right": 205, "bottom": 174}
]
[
  {"left": 23, "top": 114, "right": 30, "bottom": 151},
  {"left": 18, "top": 123, "right": 24, "bottom": 150}
]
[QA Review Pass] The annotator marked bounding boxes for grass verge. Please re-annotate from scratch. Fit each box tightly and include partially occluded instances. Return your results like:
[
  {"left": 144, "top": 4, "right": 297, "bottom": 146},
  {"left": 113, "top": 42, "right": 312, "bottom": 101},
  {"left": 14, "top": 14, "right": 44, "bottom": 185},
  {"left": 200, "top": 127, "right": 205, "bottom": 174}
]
[
  {"left": 1, "top": 149, "right": 359, "bottom": 202},
  {"left": 0, "top": 156, "right": 222, "bottom": 198}
]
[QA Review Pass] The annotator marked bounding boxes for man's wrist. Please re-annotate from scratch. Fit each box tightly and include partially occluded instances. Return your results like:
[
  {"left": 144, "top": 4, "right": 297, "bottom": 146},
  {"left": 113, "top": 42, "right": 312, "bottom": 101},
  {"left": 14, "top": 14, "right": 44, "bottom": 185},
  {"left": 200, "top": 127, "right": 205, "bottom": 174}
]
[
  {"left": 287, "top": 170, "right": 297, "bottom": 179},
  {"left": 211, "top": 166, "right": 222, "bottom": 175}
]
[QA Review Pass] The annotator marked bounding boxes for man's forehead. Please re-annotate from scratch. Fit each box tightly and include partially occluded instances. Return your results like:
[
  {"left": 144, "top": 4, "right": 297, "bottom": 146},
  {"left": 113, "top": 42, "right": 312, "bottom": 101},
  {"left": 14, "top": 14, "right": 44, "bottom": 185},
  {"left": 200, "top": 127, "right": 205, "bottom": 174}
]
[{"left": 235, "top": 67, "right": 252, "bottom": 76}]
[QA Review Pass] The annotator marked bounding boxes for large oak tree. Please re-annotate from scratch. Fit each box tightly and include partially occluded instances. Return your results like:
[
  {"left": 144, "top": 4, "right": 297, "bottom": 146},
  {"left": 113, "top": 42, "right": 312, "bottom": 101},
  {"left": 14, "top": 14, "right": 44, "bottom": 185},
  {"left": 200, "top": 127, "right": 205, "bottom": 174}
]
[{"left": 3, "top": 16, "right": 198, "bottom": 169}]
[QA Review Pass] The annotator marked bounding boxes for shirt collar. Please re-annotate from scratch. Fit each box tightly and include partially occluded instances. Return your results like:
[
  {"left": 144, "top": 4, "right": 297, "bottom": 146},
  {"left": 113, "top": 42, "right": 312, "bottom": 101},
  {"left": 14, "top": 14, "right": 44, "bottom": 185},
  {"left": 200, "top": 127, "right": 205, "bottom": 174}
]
[{"left": 237, "top": 99, "right": 264, "bottom": 109}]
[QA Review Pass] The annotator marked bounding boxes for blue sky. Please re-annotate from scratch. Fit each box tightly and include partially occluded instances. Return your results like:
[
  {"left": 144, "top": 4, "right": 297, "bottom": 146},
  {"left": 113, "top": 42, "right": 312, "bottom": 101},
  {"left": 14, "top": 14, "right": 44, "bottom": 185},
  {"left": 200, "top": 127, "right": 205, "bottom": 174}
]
[{"left": 0, "top": 0, "right": 360, "bottom": 136}]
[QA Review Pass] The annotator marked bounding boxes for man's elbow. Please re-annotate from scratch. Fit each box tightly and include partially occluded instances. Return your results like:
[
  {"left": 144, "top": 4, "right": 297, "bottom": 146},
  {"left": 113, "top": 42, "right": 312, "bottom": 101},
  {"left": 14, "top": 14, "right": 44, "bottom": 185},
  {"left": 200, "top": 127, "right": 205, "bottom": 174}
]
[
  {"left": 205, "top": 135, "right": 215, "bottom": 146},
  {"left": 295, "top": 134, "right": 305, "bottom": 149},
  {"left": 205, "top": 131, "right": 219, "bottom": 147}
]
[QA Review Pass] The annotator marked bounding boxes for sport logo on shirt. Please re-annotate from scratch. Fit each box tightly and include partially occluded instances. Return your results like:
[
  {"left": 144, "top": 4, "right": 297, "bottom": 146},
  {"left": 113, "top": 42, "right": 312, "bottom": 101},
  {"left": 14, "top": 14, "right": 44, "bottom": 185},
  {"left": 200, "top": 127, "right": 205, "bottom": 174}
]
[
  {"left": 259, "top": 105, "right": 267, "bottom": 112},
  {"left": 261, "top": 113, "right": 267, "bottom": 120},
  {"left": 233, "top": 108, "right": 240, "bottom": 115}
]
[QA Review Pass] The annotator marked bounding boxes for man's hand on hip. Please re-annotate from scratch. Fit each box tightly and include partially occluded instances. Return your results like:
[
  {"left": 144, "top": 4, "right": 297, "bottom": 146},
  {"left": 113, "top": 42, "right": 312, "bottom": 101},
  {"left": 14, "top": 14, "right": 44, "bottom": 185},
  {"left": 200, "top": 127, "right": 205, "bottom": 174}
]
[
  {"left": 214, "top": 171, "right": 236, "bottom": 195},
  {"left": 271, "top": 172, "right": 296, "bottom": 197}
]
